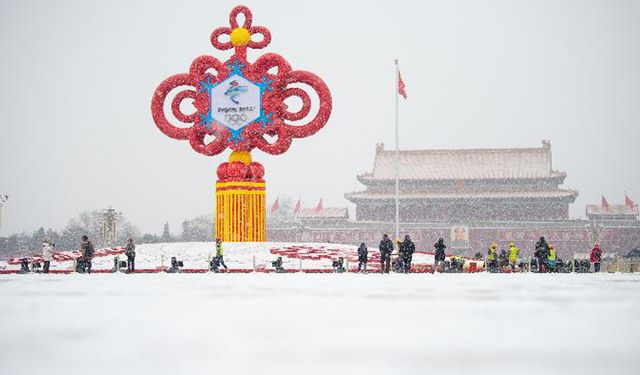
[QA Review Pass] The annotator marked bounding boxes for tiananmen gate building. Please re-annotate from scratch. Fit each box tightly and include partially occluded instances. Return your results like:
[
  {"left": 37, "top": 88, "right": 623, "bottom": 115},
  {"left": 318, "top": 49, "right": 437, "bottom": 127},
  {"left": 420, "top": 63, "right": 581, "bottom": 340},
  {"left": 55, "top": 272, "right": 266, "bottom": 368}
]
[{"left": 268, "top": 141, "right": 640, "bottom": 259}]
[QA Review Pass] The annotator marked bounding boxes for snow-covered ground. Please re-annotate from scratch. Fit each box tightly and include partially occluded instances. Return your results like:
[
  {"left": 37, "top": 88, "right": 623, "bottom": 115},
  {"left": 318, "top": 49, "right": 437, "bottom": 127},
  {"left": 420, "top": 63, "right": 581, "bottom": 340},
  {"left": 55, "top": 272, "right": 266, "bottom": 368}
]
[{"left": 1, "top": 272, "right": 639, "bottom": 375}]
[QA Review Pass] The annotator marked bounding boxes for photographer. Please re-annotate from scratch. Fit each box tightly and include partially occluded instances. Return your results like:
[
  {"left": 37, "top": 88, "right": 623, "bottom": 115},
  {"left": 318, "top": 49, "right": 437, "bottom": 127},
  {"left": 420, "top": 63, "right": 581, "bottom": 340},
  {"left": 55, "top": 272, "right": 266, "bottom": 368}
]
[
  {"left": 487, "top": 242, "right": 498, "bottom": 273},
  {"left": 590, "top": 244, "right": 602, "bottom": 273},
  {"left": 399, "top": 235, "right": 415, "bottom": 273},
  {"left": 379, "top": 234, "right": 394, "bottom": 274},
  {"left": 534, "top": 236, "right": 550, "bottom": 273},
  {"left": 434, "top": 238, "right": 446, "bottom": 272},
  {"left": 357, "top": 243, "right": 368, "bottom": 272},
  {"left": 508, "top": 242, "right": 519, "bottom": 271},
  {"left": 79, "top": 235, "right": 94, "bottom": 273},
  {"left": 42, "top": 238, "right": 54, "bottom": 274},
  {"left": 125, "top": 238, "right": 136, "bottom": 272},
  {"left": 215, "top": 238, "right": 228, "bottom": 270}
]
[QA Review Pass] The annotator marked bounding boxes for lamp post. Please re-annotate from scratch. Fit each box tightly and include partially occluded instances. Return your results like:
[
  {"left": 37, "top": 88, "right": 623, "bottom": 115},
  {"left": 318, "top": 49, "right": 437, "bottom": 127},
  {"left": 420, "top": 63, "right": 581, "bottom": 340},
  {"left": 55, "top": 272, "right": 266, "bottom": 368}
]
[
  {"left": 587, "top": 221, "right": 604, "bottom": 245},
  {"left": 0, "top": 195, "right": 8, "bottom": 232}
]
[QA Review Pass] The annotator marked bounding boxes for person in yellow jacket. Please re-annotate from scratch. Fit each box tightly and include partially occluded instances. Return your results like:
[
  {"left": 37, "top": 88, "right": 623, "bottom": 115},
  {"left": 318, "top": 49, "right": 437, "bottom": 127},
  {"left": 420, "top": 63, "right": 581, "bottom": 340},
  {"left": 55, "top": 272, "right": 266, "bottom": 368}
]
[
  {"left": 487, "top": 242, "right": 498, "bottom": 272},
  {"left": 508, "top": 241, "right": 519, "bottom": 271},
  {"left": 547, "top": 244, "right": 557, "bottom": 273},
  {"left": 214, "top": 238, "right": 228, "bottom": 270}
]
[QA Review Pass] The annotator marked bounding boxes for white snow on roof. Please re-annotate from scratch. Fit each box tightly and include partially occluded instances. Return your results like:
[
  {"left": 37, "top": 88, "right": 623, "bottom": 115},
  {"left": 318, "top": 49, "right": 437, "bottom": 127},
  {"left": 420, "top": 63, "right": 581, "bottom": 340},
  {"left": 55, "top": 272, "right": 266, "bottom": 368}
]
[
  {"left": 586, "top": 204, "right": 639, "bottom": 216},
  {"left": 366, "top": 141, "right": 558, "bottom": 180},
  {"left": 347, "top": 190, "right": 578, "bottom": 200},
  {"left": 296, "top": 207, "right": 348, "bottom": 218}
]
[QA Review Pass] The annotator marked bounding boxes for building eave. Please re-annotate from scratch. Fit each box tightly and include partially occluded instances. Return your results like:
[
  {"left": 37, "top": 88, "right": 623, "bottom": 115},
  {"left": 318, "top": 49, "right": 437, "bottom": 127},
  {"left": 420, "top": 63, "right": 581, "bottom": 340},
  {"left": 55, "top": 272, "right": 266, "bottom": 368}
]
[
  {"left": 346, "top": 190, "right": 578, "bottom": 202},
  {"left": 356, "top": 173, "right": 568, "bottom": 184}
]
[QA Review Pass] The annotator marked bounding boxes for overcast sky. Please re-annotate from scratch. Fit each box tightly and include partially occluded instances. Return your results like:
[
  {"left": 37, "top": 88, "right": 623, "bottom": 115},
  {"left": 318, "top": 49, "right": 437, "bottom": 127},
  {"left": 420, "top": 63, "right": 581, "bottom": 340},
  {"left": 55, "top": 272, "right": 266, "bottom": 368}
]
[{"left": 1, "top": 0, "right": 638, "bottom": 235}]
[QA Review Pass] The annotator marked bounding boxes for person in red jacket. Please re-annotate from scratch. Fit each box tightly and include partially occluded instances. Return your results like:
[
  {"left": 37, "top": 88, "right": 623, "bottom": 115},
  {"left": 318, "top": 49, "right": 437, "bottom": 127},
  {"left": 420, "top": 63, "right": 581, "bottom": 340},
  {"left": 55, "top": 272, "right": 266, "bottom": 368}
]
[{"left": 590, "top": 244, "right": 602, "bottom": 273}]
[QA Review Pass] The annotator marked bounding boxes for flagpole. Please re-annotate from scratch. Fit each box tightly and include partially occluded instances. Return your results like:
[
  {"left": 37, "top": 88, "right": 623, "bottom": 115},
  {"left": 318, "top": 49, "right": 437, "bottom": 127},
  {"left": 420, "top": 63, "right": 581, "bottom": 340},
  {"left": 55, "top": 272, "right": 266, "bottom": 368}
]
[{"left": 394, "top": 59, "right": 400, "bottom": 241}]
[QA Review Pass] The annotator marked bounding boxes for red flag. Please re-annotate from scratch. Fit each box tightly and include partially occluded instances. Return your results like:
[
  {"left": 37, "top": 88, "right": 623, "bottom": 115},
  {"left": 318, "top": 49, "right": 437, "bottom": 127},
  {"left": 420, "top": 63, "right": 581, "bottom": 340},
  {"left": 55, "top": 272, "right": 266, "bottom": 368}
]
[
  {"left": 293, "top": 199, "right": 301, "bottom": 214},
  {"left": 626, "top": 194, "right": 636, "bottom": 208},
  {"left": 601, "top": 195, "right": 610, "bottom": 211},
  {"left": 397, "top": 71, "right": 407, "bottom": 99},
  {"left": 270, "top": 198, "right": 280, "bottom": 214},
  {"left": 315, "top": 198, "right": 323, "bottom": 212}
]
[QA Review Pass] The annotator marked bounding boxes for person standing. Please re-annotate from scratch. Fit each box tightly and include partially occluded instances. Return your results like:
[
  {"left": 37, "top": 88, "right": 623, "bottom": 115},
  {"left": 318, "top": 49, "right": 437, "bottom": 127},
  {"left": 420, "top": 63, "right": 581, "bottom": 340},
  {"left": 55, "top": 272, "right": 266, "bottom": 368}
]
[
  {"left": 357, "top": 243, "right": 368, "bottom": 272},
  {"left": 379, "top": 234, "right": 394, "bottom": 274},
  {"left": 80, "top": 235, "right": 94, "bottom": 274},
  {"left": 399, "top": 235, "right": 416, "bottom": 273},
  {"left": 215, "top": 238, "right": 228, "bottom": 270},
  {"left": 434, "top": 238, "right": 446, "bottom": 272},
  {"left": 42, "top": 238, "right": 54, "bottom": 274},
  {"left": 548, "top": 244, "right": 557, "bottom": 273},
  {"left": 590, "top": 244, "right": 602, "bottom": 273},
  {"left": 508, "top": 241, "right": 519, "bottom": 271},
  {"left": 534, "top": 236, "right": 550, "bottom": 273},
  {"left": 487, "top": 242, "right": 498, "bottom": 272},
  {"left": 125, "top": 238, "right": 136, "bottom": 272}
]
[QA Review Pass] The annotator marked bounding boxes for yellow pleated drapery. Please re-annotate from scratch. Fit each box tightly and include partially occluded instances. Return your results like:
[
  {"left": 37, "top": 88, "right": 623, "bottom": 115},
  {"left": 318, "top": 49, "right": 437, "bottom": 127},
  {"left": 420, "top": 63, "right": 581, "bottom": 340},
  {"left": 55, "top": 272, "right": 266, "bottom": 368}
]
[{"left": 215, "top": 181, "right": 266, "bottom": 242}]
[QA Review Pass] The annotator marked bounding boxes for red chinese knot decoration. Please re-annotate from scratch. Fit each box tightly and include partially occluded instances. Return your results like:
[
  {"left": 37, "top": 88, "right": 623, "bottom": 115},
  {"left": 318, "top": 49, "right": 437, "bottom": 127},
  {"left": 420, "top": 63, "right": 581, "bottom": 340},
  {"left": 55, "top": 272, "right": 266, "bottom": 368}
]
[
  {"left": 151, "top": 5, "right": 331, "bottom": 242},
  {"left": 151, "top": 5, "right": 332, "bottom": 157}
]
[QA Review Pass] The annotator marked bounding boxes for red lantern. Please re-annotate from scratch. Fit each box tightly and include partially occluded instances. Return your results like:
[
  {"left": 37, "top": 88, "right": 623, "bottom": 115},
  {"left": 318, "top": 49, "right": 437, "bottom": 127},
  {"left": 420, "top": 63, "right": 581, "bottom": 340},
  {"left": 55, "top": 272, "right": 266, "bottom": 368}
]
[
  {"left": 249, "top": 162, "right": 265, "bottom": 180},
  {"left": 216, "top": 162, "right": 229, "bottom": 179},
  {"left": 226, "top": 161, "right": 249, "bottom": 179}
]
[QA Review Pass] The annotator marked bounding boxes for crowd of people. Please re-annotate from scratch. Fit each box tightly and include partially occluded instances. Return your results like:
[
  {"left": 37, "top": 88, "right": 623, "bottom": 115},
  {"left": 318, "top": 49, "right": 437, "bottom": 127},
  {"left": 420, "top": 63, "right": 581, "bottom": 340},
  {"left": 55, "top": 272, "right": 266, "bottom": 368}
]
[
  {"left": 35, "top": 235, "right": 97, "bottom": 274},
  {"left": 30, "top": 233, "right": 605, "bottom": 274},
  {"left": 33, "top": 235, "right": 127, "bottom": 274},
  {"left": 363, "top": 233, "right": 605, "bottom": 274},
  {"left": 483, "top": 236, "right": 603, "bottom": 274}
]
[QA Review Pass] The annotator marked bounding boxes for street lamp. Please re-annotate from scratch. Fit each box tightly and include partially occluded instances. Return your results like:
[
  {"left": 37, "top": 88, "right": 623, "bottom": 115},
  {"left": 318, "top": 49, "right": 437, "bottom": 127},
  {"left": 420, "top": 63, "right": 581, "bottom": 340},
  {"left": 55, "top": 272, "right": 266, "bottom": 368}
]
[
  {"left": 587, "top": 221, "right": 604, "bottom": 245},
  {"left": 0, "top": 194, "right": 8, "bottom": 232}
]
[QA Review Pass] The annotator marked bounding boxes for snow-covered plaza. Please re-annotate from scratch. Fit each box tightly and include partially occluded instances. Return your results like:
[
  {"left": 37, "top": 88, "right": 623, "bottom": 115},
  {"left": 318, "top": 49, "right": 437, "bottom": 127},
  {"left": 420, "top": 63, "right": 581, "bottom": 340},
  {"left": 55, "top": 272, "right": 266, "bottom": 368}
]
[{"left": 1, "top": 272, "right": 639, "bottom": 375}]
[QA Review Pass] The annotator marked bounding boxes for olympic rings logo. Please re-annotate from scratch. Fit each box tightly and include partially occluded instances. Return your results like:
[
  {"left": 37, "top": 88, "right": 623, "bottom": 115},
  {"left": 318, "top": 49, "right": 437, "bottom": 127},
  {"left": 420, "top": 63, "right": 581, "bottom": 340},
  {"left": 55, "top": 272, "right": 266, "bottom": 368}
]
[{"left": 225, "top": 113, "right": 248, "bottom": 127}]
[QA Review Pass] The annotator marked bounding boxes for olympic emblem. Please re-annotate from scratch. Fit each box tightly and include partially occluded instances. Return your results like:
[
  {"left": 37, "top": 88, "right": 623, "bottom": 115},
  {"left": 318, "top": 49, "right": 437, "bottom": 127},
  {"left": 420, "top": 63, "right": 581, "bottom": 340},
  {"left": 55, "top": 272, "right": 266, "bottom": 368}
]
[
  {"left": 224, "top": 80, "right": 248, "bottom": 104},
  {"left": 225, "top": 113, "right": 249, "bottom": 128}
]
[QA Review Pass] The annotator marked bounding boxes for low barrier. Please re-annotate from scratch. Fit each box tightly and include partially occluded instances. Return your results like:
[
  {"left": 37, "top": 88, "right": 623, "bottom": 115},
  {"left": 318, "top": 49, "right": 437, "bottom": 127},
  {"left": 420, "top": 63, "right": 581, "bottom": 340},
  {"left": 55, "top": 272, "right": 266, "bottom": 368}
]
[
  {"left": 0, "top": 268, "right": 436, "bottom": 274},
  {"left": 602, "top": 260, "right": 640, "bottom": 273}
]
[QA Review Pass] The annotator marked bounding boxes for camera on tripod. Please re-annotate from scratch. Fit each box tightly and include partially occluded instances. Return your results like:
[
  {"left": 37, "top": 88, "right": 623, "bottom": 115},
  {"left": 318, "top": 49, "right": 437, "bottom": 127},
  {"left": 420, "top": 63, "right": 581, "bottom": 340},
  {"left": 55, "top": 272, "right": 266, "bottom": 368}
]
[
  {"left": 31, "top": 261, "right": 42, "bottom": 272},
  {"left": 210, "top": 256, "right": 222, "bottom": 273},
  {"left": 574, "top": 259, "right": 591, "bottom": 273},
  {"left": 332, "top": 257, "right": 345, "bottom": 273},
  {"left": 19, "top": 258, "right": 30, "bottom": 274},
  {"left": 112, "top": 256, "right": 128, "bottom": 273},
  {"left": 271, "top": 256, "right": 284, "bottom": 273},
  {"left": 167, "top": 257, "right": 184, "bottom": 273}
]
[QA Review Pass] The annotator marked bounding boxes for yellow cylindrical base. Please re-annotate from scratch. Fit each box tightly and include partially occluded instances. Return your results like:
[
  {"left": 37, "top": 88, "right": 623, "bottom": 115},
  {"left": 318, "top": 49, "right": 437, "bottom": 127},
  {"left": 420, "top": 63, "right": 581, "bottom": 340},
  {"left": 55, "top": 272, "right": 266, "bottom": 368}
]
[{"left": 215, "top": 180, "right": 266, "bottom": 242}]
